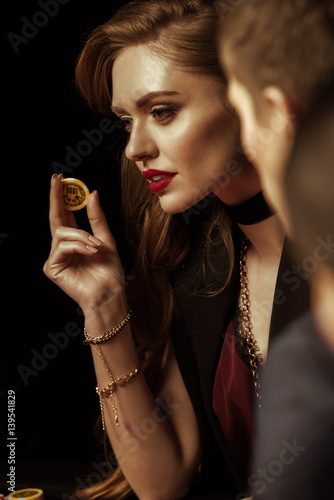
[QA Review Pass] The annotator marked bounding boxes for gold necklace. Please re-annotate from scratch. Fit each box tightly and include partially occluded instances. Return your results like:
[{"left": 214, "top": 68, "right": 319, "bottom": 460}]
[{"left": 239, "top": 239, "right": 263, "bottom": 407}]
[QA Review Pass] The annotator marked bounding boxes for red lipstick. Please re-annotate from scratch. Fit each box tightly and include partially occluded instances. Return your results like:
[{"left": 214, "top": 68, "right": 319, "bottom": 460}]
[{"left": 143, "top": 169, "right": 177, "bottom": 194}]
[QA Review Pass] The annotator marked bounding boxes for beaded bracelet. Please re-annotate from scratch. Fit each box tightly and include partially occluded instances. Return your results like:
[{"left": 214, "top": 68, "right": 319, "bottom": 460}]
[{"left": 83, "top": 308, "right": 132, "bottom": 346}]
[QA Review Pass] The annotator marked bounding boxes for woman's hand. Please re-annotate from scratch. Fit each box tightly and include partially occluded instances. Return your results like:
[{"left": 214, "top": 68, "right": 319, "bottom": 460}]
[{"left": 43, "top": 175, "right": 127, "bottom": 318}]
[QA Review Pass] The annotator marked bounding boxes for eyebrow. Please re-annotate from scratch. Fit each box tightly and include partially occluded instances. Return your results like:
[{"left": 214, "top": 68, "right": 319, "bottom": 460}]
[{"left": 111, "top": 91, "right": 181, "bottom": 114}]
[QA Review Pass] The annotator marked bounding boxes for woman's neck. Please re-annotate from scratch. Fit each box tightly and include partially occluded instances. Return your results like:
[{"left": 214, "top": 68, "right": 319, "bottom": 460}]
[
  {"left": 215, "top": 158, "right": 262, "bottom": 206},
  {"left": 216, "top": 159, "right": 285, "bottom": 259},
  {"left": 238, "top": 214, "right": 286, "bottom": 260}
]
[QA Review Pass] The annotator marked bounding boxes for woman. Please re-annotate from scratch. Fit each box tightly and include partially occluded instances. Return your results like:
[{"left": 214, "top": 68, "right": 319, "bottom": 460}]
[{"left": 43, "top": 1, "right": 309, "bottom": 498}]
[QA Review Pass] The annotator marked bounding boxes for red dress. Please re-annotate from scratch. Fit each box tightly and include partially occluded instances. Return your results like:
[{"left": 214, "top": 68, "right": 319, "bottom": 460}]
[{"left": 212, "top": 317, "right": 255, "bottom": 478}]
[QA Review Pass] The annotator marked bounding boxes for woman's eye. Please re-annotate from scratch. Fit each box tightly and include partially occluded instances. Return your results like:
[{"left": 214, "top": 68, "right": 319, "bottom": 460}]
[
  {"left": 112, "top": 107, "right": 178, "bottom": 133},
  {"left": 113, "top": 116, "right": 132, "bottom": 132},
  {"left": 151, "top": 107, "right": 177, "bottom": 123}
]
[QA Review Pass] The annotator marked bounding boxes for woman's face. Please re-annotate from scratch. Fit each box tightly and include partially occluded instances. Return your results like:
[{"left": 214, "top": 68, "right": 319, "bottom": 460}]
[{"left": 112, "top": 44, "right": 240, "bottom": 214}]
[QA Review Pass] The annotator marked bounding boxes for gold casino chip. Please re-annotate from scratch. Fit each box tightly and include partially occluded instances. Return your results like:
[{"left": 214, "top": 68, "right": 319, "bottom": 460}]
[{"left": 61, "top": 178, "right": 90, "bottom": 211}]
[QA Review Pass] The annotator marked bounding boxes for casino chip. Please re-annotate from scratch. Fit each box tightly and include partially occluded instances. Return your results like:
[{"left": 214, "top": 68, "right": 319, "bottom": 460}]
[
  {"left": 61, "top": 178, "right": 90, "bottom": 211},
  {"left": 6, "top": 489, "right": 44, "bottom": 499}
]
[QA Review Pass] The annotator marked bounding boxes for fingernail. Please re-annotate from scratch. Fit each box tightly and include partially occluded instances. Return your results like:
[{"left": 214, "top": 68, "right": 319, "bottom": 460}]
[
  {"left": 88, "top": 235, "right": 103, "bottom": 246},
  {"left": 93, "top": 190, "right": 100, "bottom": 202},
  {"left": 51, "top": 174, "right": 62, "bottom": 184},
  {"left": 86, "top": 245, "right": 99, "bottom": 254},
  {"left": 51, "top": 174, "right": 58, "bottom": 187}
]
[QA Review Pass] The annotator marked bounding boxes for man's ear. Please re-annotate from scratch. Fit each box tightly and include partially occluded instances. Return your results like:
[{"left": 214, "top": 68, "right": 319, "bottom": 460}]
[{"left": 262, "top": 86, "right": 298, "bottom": 138}]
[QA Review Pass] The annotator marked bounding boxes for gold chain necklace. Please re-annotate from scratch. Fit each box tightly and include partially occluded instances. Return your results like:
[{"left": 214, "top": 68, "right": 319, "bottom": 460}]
[{"left": 239, "top": 239, "right": 263, "bottom": 408}]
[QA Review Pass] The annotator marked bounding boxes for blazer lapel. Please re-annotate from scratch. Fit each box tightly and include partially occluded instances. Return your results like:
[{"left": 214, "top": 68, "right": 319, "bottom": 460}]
[
  {"left": 175, "top": 231, "right": 247, "bottom": 489},
  {"left": 269, "top": 238, "right": 310, "bottom": 344}
]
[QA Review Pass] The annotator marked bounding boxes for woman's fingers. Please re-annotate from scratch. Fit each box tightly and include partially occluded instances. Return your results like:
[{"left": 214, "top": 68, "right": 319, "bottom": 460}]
[
  {"left": 49, "top": 174, "right": 77, "bottom": 237},
  {"left": 45, "top": 177, "right": 125, "bottom": 310},
  {"left": 51, "top": 240, "right": 99, "bottom": 262},
  {"left": 50, "top": 225, "right": 103, "bottom": 252},
  {"left": 44, "top": 243, "right": 98, "bottom": 286},
  {"left": 87, "top": 190, "right": 115, "bottom": 245},
  {"left": 49, "top": 177, "right": 112, "bottom": 246},
  {"left": 44, "top": 229, "right": 103, "bottom": 278}
]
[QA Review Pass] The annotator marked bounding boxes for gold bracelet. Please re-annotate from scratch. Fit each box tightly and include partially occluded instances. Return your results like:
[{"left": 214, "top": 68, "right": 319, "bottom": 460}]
[
  {"left": 83, "top": 308, "right": 132, "bottom": 346},
  {"left": 94, "top": 343, "right": 118, "bottom": 430},
  {"left": 96, "top": 367, "right": 140, "bottom": 430},
  {"left": 97, "top": 368, "right": 140, "bottom": 397}
]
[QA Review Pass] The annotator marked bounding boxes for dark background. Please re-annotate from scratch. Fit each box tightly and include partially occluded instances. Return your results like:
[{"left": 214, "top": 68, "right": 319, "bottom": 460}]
[{"left": 2, "top": 1, "right": 132, "bottom": 497}]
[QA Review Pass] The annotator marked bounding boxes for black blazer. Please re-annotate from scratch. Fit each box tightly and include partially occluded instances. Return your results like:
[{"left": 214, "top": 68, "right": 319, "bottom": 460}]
[{"left": 172, "top": 225, "right": 310, "bottom": 497}]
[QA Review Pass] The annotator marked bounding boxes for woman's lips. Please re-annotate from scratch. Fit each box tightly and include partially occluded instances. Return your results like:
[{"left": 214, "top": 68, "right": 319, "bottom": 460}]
[{"left": 143, "top": 169, "right": 177, "bottom": 194}]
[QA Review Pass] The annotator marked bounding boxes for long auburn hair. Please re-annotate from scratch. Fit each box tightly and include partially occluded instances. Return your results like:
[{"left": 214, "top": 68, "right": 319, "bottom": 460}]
[{"left": 74, "top": 0, "right": 237, "bottom": 498}]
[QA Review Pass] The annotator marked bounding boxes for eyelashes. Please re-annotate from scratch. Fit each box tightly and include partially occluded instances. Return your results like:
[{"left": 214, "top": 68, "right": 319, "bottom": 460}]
[
  {"left": 113, "top": 116, "right": 129, "bottom": 131},
  {"left": 112, "top": 117, "right": 132, "bottom": 133},
  {"left": 151, "top": 106, "right": 179, "bottom": 122},
  {"left": 112, "top": 106, "right": 179, "bottom": 133}
]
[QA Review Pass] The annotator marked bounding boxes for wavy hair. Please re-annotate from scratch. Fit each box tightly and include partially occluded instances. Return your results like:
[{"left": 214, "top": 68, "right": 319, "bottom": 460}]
[{"left": 74, "top": 0, "right": 237, "bottom": 497}]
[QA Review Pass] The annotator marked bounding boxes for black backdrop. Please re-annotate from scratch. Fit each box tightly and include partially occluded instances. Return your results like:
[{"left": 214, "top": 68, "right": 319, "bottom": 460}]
[{"left": 2, "top": 1, "right": 133, "bottom": 497}]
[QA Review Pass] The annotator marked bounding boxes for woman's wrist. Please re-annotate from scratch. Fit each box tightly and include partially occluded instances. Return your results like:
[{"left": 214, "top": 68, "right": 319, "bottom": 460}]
[
  {"left": 82, "top": 294, "right": 129, "bottom": 333},
  {"left": 83, "top": 307, "right": 132, "bottom": 345}
]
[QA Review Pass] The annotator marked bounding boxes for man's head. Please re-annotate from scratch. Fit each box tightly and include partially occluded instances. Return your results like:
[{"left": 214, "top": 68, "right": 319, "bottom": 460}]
[
  {"left": 219, "top": 0, "right": 334, "bottom": 219},
  {"left": 285, "top": 81, "right": 334, "bottom": 346},
  {"left": 285, "top": 81, "right": 334, "bottom": 272}
]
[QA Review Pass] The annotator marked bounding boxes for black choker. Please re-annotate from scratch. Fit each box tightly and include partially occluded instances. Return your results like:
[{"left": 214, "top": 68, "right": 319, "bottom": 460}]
[{"left": 220, "top": 191, "right": 274, "bottom": 225}]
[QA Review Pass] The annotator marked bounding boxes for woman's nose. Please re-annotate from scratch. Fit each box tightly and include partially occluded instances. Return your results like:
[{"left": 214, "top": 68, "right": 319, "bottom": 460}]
[{"left": 125, "top": 122, "right": 158, "bottom": 162}]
